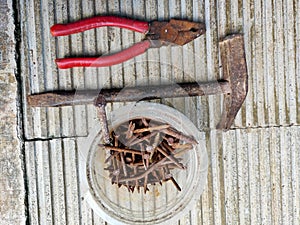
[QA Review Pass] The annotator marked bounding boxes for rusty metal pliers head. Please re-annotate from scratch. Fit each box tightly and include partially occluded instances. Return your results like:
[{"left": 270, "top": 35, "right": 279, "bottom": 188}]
[
  {"left": 147, "top": 19, "right": 205, "bottom": 47},
  {"left": 51, "top": 16, "right": 206, "bottom": 69}
]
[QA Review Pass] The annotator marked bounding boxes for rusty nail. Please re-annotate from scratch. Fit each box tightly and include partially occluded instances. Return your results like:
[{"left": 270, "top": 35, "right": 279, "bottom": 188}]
[
  {"left": 156, "top": 146, "right": 185, "bottom": 169},
  {"left": 162, "top": 128, "right": 198, "bottom": 144},
  {"left": 102, "top": 146, "right": 143, "bottom": 155},
  {"left": 133, "top": 124, "right": 170, "bottom": 134},
  {"left": 126, "top": 121, "right": 135, "bottom": 139},
  {"left": 94, "top": 94, "right": 110, "bottom": 144},
  {"left": 128, "top": 131, "right": 158, "bottom": 146}
]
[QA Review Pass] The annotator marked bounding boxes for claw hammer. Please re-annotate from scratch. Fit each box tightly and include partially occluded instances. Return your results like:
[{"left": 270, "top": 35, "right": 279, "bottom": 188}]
[{"left": 28, "top": 34, "right": 248, "bottom": 132}]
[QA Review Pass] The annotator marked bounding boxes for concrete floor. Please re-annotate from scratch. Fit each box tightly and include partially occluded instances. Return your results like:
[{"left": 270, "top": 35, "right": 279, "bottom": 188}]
[
  {"left": 1, "top": 0, "right": 300, "bottom": 224},
  {"left": 0, "top": 1, "right": 26, "bottom": 224}
]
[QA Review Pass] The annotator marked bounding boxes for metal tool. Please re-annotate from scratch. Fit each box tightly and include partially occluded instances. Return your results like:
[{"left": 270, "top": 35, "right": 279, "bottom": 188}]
[
  {"left": 51, "top": 16, "right": 206, "bottom": 69},
  {"left": 28, "top": 34, "right": 248, "bottom": 131},
  {"left": 217, "top": 34, "right": 248, "bottom": 130}
]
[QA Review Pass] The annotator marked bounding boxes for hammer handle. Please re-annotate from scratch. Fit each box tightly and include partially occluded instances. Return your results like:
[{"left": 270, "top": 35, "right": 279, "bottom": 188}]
[{"left": 27, "top": 81, "right": 230, "bottom": 107}]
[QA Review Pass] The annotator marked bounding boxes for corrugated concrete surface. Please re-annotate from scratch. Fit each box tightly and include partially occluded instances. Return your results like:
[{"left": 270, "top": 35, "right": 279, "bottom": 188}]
[
  {"left": 25, "top": 127, "right": 300, "bottom": 225},
  {"left": 20, "top": 0, "right": 300, "bottom": 140},
  {"left": 18, "top": 0, "right": 300, "bottom": 224},
  {"left": 0, "top": 0, "right": 26, "bottom": 224}
]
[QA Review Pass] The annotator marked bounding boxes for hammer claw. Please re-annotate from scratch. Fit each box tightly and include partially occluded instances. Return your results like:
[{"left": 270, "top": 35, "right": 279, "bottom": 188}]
[{"left": 217, "top": 34, "right": 248, "bottom": 130}]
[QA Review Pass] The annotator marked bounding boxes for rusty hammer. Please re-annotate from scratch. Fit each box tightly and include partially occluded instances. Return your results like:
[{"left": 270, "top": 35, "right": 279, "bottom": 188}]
[{"left": 27, "top": 34, "right": 248, "bottom": 131}]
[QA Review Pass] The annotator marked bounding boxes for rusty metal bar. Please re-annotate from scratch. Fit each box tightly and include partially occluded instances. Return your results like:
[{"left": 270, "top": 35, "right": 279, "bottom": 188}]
[{"left": 27, "top": 81, "right": 230, "bottom": 107}]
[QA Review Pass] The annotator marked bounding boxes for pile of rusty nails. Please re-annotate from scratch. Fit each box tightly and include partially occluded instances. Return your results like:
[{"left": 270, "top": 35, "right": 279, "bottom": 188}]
[{"left": 102, "top": 118, "right": 197, "bottom": 194}]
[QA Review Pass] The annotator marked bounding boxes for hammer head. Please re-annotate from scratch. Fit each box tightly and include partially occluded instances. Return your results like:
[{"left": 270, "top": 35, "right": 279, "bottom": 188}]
[{"left": 217, "top": 34, "right": 248, "bottom": 130}]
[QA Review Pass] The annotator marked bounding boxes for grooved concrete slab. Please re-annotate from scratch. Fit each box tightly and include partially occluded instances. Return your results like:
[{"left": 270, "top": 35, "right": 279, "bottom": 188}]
[
  {"left": 24, "top": 127, "right": 300, "bottom": 225},
  {"left": 0, "top": 0, "right": 25, "bottom": 224},
  {"left": 2, "top": 0, "right": 300, "bottom": 224}
]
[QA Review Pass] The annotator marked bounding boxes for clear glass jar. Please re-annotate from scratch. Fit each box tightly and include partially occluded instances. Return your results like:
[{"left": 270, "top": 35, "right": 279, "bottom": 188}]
[{"left": 79, "top": 102, "right": 208, "bottom": 225}]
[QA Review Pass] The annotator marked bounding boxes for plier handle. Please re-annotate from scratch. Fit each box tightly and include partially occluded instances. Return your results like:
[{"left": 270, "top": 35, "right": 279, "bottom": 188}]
[{"left": 51, "top": 16, "right": 206, "bottom": 69}]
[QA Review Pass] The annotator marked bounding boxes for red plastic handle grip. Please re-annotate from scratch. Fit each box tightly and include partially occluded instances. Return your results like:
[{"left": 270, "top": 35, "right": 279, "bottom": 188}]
[
  {"left": 55, "top": 40, "right": 151, "bottom": 69},
  {"left": 51, "top": 16, "right": 149, "bottom": 36}
]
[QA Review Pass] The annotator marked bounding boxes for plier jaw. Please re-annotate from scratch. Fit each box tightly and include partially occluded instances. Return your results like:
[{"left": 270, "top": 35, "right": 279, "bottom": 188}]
[{"left": 147, "top": 19, "right": 206, "bottom": 47}]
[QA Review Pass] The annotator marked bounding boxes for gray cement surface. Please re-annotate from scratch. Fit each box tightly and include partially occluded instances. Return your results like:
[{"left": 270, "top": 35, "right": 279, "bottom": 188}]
[
  {"left": 0, "top": 0, "right": 26, "bottom": 224},
  {"left": 1, "top": 0, "right": 300, "bottom": 225}
]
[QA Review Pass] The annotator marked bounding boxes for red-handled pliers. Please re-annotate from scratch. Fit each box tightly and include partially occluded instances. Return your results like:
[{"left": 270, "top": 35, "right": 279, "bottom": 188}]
[{"left": 51, "top": 16, "right": 206, "bottom": 69}]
